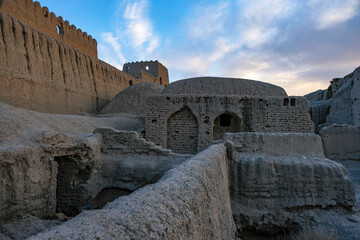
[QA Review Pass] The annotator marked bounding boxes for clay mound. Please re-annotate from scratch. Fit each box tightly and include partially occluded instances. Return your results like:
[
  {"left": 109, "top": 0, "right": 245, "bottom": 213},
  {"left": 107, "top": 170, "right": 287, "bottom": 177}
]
[
  {"left": 100, "top": 82, "right": 164, "bottom": 115},
  {"left": 162, "top": 77, "right": 287, "bottom": 96},
  {"left": 0, "top": 101, "right": 143, "bottom": 147}
]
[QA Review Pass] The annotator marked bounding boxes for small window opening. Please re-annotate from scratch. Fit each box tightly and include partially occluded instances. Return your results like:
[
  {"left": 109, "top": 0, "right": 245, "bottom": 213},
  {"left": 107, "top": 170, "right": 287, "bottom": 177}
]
[
  {"left": 220, "top": 114, "right": 231, "bottom": 127},
  {"left": 129, "top": 80, "right": 133, "bottom": 86},
  {"left": 145, "top": 65, "right": 149, "bottom": 71},
  {"left": 126, "top": 66, "right": 130, "bottom": 72},
  {"left": 290, "top": 98, "right": 296, "bottom": 106},
  {"left": 160, "top": 77, "right": 162, "bottom": 85},
  {"left": 56, "top": 25, "right": 64, "bottom": 35},
  {"left": 283, "top": 98, "right": 289, "bottom": 106}
]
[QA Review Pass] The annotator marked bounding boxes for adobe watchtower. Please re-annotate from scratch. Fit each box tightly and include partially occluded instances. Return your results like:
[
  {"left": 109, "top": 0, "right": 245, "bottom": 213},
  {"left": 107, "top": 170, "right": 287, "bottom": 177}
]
[{"left": 123, "top": 61, "right": 169, "bottom": 85}]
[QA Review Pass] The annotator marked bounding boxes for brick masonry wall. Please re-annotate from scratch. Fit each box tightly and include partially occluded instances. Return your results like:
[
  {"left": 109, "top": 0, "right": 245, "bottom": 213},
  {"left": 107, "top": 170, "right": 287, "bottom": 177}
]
[
  {"left": 167, "top": 107, "right": 198, "bottom": 153},
  {"left": 145, "top": 95, "right": 314, "bottom": 153},
  {"left": 248, "top": 97, "right": 314, "bottom": 132},
  {"left": 94, "top": 127, "right": 174, "bottom": 156}
]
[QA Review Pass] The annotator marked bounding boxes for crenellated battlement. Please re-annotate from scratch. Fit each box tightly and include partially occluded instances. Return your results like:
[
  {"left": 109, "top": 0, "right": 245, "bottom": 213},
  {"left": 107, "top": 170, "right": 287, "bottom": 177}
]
[
  {"left": 0, "top": 0, "right": 169, "bottom": 114},
  {"left": 0, "top": 0, "right": 98, "bottom": 58}
]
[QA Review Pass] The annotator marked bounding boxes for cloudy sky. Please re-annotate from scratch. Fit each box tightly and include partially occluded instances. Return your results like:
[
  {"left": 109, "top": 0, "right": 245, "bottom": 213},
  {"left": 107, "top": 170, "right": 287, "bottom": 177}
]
[{"left": 41, "top": 0, "right": 360, "bottom": 95}]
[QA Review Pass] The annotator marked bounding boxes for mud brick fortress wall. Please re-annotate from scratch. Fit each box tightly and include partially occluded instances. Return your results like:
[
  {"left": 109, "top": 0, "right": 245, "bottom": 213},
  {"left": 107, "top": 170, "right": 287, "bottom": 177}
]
[
  {"left": 0, "top": 0, "right": 97, "bottom": 58},
  {"left": 145, "top": 95, "right": 314, "bottom": 153},
  {"left": 0, "top": 0, "right": 166, "bottom": 114}
]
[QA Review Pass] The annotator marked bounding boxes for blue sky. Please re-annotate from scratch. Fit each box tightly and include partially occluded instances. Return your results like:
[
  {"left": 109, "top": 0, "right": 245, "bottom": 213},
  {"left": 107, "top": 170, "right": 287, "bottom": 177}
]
[{"left": 39, "top": 0, "right": 360, "bottom": 95}]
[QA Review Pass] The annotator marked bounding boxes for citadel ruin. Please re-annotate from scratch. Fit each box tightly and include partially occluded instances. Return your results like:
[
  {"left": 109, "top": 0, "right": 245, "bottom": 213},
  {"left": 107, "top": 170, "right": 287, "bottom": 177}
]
[
  {"left": 0, "top": 1, "right": 359, "bottom": 239},
  {"left": 0, "top": 0, "right": 168, "bottom": 114}
]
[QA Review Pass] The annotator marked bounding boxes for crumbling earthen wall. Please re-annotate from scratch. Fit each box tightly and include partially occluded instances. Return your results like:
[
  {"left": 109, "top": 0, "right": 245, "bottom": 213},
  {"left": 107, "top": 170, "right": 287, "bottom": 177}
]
[
  {"left": 94, "top": 127, "right": 174, "bottom": 156},
  {"left": 145, "top": 95, "right": 314, "bottom": 153},
  {"left": 0, "top": 0, "right": 97, "bottom": 58},
  {"left": 0, "top": 146, "right": 57, "bottom": 225},
  {"left": 88, "top": 127, "right": 190, "bottom": 197},
  {"left": 30, "top": 144, "right": 236, "bottom": 239},
  {"left": 224, "top": 132, "right": 355, "bottom": 234},
  {"left": 320, "top": 125, "right": 360, "bottom": 160},
  {"left": 0, "top": 11, "right": 140, "bottom": 114},
  {"left": 305, "top": 66, "right": 360, "bottom": 130},
  {"left": 0, "top": 134, "right": 99, "bottom": 225}
]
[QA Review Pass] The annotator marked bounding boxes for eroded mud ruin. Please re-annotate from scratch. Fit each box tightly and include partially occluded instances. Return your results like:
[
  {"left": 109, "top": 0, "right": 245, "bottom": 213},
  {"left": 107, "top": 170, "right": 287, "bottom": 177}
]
[{"left": 0, "top": 1, "right": 359, "bottom": 239}]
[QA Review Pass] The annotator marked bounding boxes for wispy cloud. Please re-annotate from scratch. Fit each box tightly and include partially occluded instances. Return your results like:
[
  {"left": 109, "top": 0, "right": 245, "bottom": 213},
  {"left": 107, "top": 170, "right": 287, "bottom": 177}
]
[
  {"left": 98, "top": 0, "right": 360, "bottom": 96},
  {"left": 237, "top": 0, "right": 294, "bottom": 47},
  {"left": 308, "top": 0, "right": 359, "bottom": 29},
  {"left": 187, "top": 1, "right": 230, "bottom": 40},
  {"left": 165, "top": 0, "right": 360, "bottom": 95},
  {"left": 122, "top": 0, "right": 159, "bottom": 53},
  {"left": 98, "top": 0, "right": 159, "bottom": 69},
  {"left": 162, "top": 0, "right": 295, "bottom": 82},
  {"left": 98, "top": 32, "right": 126, "bottom": 69}
]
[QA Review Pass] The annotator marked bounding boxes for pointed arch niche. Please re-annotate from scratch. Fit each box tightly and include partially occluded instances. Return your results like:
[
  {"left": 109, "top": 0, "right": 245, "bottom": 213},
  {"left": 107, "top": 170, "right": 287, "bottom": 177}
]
[{"left": 167, "top": 107, "right": 198, "bottom": 154}]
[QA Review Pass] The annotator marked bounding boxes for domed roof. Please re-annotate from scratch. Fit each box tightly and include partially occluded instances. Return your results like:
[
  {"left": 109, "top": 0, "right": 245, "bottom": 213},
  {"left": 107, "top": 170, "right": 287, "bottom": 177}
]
[
  {"left": 100, "top": 82, "right": 164, "bottom": 115},
  {"left": 162, "top": 77, "right": 287, "bottom": 96}
]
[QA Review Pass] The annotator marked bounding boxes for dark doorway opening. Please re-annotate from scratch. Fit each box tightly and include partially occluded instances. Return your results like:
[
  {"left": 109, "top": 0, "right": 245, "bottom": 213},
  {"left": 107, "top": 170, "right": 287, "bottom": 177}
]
[
  {"left": 213, "top": 113, "right": 242, "bottom": 140},
  {"left": 55, "top": 155, "right": 91, "bottom": 217}
]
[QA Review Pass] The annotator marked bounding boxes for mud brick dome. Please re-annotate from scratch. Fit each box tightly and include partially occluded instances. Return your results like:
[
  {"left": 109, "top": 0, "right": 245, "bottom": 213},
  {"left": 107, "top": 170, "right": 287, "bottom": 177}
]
[{"left": 162, "top": 77, "right": 288, "bottom": 96}]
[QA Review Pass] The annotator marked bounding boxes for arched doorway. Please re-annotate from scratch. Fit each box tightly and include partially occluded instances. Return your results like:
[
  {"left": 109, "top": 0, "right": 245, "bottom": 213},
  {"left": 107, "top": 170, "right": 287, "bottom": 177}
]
[
  {"left": 167, "top": 107, "right": 198, "bottom": 153},
  {"left": 213, "top": 113, "right": 242, "bottom": 140}
]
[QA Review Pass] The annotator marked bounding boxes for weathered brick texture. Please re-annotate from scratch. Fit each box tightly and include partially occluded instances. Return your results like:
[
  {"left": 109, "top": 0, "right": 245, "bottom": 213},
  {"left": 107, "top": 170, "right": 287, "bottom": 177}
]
[
  {"left": 167, "top": 107, "right": 198, "bottom": 153},
  {"left": 145, "top": 95, "right": 314, "bottom": 153}
]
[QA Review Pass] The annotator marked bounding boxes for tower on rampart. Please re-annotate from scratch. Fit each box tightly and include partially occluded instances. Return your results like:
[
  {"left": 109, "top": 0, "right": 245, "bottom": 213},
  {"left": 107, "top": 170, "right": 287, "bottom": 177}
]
[
  {"left": 123, "top": 61, "right": 169, "bottom": 86},
  {"left": 0, "top": 0, "right": 97, "bottom": 58},
  {"left": 0, "top": 0, "right": 169, "bottom": 114}
]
